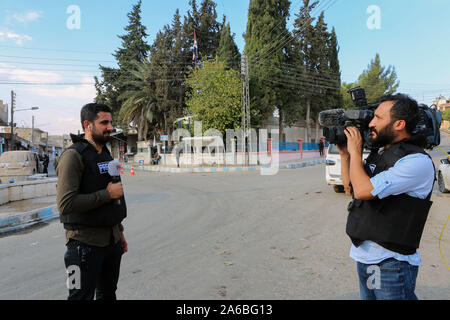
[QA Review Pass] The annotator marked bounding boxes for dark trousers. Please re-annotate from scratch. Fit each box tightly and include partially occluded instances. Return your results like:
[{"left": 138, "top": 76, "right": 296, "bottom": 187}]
[{"left": 64, "top": 238, "right": 124, "bottom": 300}]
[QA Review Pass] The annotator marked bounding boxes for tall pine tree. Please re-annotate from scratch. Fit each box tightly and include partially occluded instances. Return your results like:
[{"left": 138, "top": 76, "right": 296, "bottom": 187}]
[
  {"left": 217, "top": 21, "right": 241, "bottom": 70},
  {"left": 244, "top": 0, "right": 292, "bottom": 140},
  {"left": 358, "top": 53, "right": 399, "bottom": 104},
  {"left": 95, "top": 0, "right": 151, "bottom": 130},
  {"left": 292, "top": 0, "right": 341, "bottom": 141},
  {"left": 183, "top": 0, "right": 222, "bottom": 63}
]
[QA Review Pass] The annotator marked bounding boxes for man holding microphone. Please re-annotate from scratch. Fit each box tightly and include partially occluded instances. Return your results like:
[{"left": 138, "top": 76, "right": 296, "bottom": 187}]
[{"left": 56, "top": 103, "right": 127, "bottom": 300}]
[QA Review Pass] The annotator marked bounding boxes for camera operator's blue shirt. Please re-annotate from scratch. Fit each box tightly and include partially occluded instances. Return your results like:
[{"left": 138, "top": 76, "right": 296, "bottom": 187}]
[{"left": 350, "top": 152, "right": 435, "bottom": 266}]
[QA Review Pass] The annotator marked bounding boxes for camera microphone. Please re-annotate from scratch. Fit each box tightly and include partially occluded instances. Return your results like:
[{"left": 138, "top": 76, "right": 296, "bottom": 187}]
[
  {"left": 108, "top": 160, "right": 122, "bottom": 206},
  {"left": 318, "top": 109, "right": 346, "bottom": 127}
]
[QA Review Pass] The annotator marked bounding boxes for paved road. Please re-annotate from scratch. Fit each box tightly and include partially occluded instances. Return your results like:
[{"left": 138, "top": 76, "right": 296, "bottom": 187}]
[{"left": 0, "top": 133, "right": 449, "bottom": 300}]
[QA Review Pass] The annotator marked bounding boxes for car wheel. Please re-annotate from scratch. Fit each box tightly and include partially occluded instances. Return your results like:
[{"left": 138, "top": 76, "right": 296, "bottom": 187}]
[
  {"left": 333, "top": 185, "right": 345, "bottom": 193},
  {"left": 438, "top": 172, "right": 449, "bottom": 193}
]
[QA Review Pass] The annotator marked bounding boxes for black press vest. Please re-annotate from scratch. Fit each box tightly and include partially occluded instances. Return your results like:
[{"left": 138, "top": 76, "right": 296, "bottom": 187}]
[
  {"left": 346, "top": 137, "right": 435, "bottom": 255},
  {"left": 60, "top": 138, "right": 127, "bottom": 230}
]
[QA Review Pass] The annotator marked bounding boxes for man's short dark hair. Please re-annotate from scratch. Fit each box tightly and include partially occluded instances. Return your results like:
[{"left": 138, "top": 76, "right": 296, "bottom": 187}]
[
  {"left": 379, "top": 93, "right": 419, "bottom": 134},
  {"left": 80, "top": 103, "right": 112, "bottom": 131}
]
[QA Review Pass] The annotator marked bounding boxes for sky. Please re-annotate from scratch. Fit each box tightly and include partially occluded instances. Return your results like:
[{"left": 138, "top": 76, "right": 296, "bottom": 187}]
[{"left": 0, "top": 0, "right": 449, "bottom": 135}]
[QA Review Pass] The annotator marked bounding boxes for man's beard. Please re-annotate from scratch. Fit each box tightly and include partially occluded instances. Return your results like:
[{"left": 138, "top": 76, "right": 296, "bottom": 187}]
[
  {"left": 91, "top": 127, "right": 112, "bottom": 145},
  {"left": 369, "top": 122, "right": 396, "bottom": 148}
]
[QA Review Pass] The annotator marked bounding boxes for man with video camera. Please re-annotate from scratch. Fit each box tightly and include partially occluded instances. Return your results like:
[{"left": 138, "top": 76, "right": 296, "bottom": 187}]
[{"left": 338, "top": 94, "right": 435, "bottom": 300}]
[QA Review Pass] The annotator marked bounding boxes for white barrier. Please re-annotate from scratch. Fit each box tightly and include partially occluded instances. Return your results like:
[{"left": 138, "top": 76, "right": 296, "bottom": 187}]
[{"left": 0, "top": 178, "right": 57, "bottom": 206}]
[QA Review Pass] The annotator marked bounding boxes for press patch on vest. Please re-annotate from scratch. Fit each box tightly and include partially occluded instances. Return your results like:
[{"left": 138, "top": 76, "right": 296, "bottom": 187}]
[{"left": 97, "top": 162, "right": 110, "bottom": 174}]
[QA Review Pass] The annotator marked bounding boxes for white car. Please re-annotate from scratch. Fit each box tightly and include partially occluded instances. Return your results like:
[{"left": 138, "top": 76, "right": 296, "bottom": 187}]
[
  {"left": 326, "top": 144, "right": 370, "bottom": 193},
  {"left": 438, "top": 155, "right": 450, "bottom": 193}
]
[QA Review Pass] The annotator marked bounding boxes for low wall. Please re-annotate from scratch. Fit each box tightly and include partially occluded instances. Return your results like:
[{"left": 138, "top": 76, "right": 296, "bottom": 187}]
[
  {"left": 0, "top": 178, "right": 57, "bottom": 206},
  {"left": 129, "top": 149, "right": 326, "bottom": 167}
]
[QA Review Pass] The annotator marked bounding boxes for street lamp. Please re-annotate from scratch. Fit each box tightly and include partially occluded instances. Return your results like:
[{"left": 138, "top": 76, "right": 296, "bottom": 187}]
[{"left": 10, "top": 103, "right": 39, "bottom": 151}]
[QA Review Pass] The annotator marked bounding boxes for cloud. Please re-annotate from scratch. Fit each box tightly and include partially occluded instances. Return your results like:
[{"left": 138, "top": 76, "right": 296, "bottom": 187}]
[
  {"left": 28, "top": 76, "right": 97, "bottom": 100},
  {"left": 0, "top": 63, "right": 62, "bottom": 83},
  {"left": 0, "top": 29, "right": 32, "bottom": 45},
  {"left": 9, "top": 10, "right": 43, "bottom": 23}
]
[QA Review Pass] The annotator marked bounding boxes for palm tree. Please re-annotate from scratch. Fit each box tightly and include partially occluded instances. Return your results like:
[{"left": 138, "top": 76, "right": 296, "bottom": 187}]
[{"left": 118, "top": 60, "right": 157, "bottom": 141}]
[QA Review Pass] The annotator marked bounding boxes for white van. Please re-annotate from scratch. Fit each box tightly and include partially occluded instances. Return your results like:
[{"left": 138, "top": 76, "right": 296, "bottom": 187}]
[{"left": 326, "top": 144, "right": 370, "bottom": 193}]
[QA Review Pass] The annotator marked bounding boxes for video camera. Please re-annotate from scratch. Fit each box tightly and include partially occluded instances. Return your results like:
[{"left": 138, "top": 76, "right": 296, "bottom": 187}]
[{"left": 318, "top": 87, "right": 442, "bottom": 150}]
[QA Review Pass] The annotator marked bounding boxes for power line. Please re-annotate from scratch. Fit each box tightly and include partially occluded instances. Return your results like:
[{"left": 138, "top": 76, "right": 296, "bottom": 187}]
[
  {"left": 0, "top": 54, "right": 115, "bottom": 63},
  {"left": 251, "top": 0, "right": 339, "bottom": 68},
  {"left": 249, "top": 0, "right": 333, "bottom": 65},
  {"left": 0, "top": 44, "right": 111, "bottom": 55}
]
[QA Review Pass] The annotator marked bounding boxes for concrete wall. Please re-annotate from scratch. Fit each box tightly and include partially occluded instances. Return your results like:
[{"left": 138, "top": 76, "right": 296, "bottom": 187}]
[{"left": 0, "top": 178, "right": 57, "bottom": 206}]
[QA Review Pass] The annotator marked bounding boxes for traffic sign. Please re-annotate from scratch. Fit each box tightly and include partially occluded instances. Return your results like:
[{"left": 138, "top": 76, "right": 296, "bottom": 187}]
[{"left": 161, "top": 135, "right": 169, "bottom": 141}]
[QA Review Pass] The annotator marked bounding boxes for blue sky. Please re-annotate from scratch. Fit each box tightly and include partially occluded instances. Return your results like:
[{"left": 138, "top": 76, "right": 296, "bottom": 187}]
[{"left": 0, "top": 0, "right": 449, "bottom": 135}]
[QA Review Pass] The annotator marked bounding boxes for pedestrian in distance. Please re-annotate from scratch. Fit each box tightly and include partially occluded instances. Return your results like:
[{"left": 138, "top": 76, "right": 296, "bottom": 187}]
[
  {"left": 318, "top": 140, "right": 325, "bottom": 157},
  {"left": 53, "top": 153, "right": 59, "bottom": 171},
  {"left": 56, "top": 103, "right": 128, "bottom": 300},
  {"left": 43, "top": 153, "right": 49, "bottom": 176},
  {"left": 174, "top": 143, "right": 181, "bottom": 168},
  {"left": 338, "top": 94, "right": 435, "bottom": 300}
]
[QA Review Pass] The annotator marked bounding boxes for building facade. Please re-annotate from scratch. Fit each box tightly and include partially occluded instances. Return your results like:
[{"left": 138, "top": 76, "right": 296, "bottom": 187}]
[{"left": 0, "top": 100, "right": 8, "bottom": 126}]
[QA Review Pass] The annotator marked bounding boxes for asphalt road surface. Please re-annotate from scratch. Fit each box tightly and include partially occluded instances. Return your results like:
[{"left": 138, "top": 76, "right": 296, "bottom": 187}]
[{"left": 0, "top": 133, "right": 449, "bottom": 300}]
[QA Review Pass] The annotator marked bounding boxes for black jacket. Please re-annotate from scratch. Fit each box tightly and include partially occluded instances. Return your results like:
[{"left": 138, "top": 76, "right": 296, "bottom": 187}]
[
  {"left": 346, "top": 136, "right": 435, "bottom": 255},
  {"left": 59, "top": 134, "right": 127, "bottom": 230}
]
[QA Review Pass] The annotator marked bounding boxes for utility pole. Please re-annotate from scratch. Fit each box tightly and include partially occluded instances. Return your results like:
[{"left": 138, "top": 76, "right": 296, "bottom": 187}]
[
  {"left": 10, "top": 90, "right": 16, "bottom": 151},
  {"left": 241, "top": 55, "right": 251, "bottom": 166},
  {"left": 31, "top": 115, "right": 34, "bottom": 148}
]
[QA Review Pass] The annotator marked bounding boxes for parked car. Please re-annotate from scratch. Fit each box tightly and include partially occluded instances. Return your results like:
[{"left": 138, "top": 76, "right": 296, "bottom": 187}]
[
  {"left": 325, "top": 144, "right": 371, "bottom": 193},
  {"left": 0, "top": 151, "right": 44, "bottom": 183},
  {"left": 437, "top": 154, "right": 450, "bottom": 193}
]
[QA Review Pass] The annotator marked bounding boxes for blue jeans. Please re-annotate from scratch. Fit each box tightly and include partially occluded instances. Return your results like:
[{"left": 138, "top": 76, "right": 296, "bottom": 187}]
[{"left": 356, "top": 258, "right": 419, "bottom": 300}]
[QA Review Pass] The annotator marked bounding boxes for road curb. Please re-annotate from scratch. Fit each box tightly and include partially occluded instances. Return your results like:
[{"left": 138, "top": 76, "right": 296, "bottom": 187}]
[
  {"left": 123, "top": 159, "right": 326, "bottom": 174},
  {"left": 0, "top": 205, "right": 59, "bottom": 235}
]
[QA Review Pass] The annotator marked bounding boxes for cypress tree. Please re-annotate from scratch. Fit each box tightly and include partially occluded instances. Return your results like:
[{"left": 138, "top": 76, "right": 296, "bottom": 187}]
[
  {"left": 114, "top": 0, "right": 151, "bottom": 75},
  {"left": 328, "top": 27, "right": 342, "bottom": 108},
  {"left": 217, "top": 22, "right": 241, "bottom": 70},
  {"left": 244, "top": 0, "right": 292, "bottom": 139},
  {"left": 96, "top": 0, "right": 151, "bottom": 127},
  {"left": 294, "top": 0, "right": 335, "bottom": 142},
  {"left": 183, "top": 0, "right": 222, "bottom": 63}
]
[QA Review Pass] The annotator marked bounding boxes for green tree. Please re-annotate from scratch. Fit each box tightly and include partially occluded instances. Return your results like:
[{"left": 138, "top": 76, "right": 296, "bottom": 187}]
[
  {"left": 357, "top": 53, "right": 399, "bottom": 104},
  {"left": 114, "top": 0, "right": 151, "bottom": 83},
  {"left": 149, "top": 22, "right": 186, "bottom": 136},
  {"left": 217, "top": 22, "right": 241, "bottom": 70},
  {"left": 341, "top": 82, "right": 357, "bottom": 109},
  {"left": 94, "top": 67, "right": 121, "bottom": 124},
  {"left": 96, "top": 0, "right": 151, "bottom": 129},
  {"left": 293, "top": 0, "right": 327, "bottom": 142},
  {"left": 185, "top": 58, "right": 242, "bottom": 133},
  {"left": 327, "top": 27, "right": 343, "bottom": 108},
  {"left": 244, "top": 0, "right": 292, "bottom": 140},
  {"left": 118, "top": 60, "right": 155, "bottom": 141},
  {"left": 183, "top": 0, "right": 222, "bottom": 62},
  {"left": 443, "top": 109, "right": 450, "bottom": 122}
]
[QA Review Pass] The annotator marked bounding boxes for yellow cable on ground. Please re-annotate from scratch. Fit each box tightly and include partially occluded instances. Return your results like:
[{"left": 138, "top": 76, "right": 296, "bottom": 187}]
[
  {"left": 439, "top": 214, "right": 450, "bottom": 270},
  {"left": 436, "top": 145, "right": 450, "bottom": 270}
]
